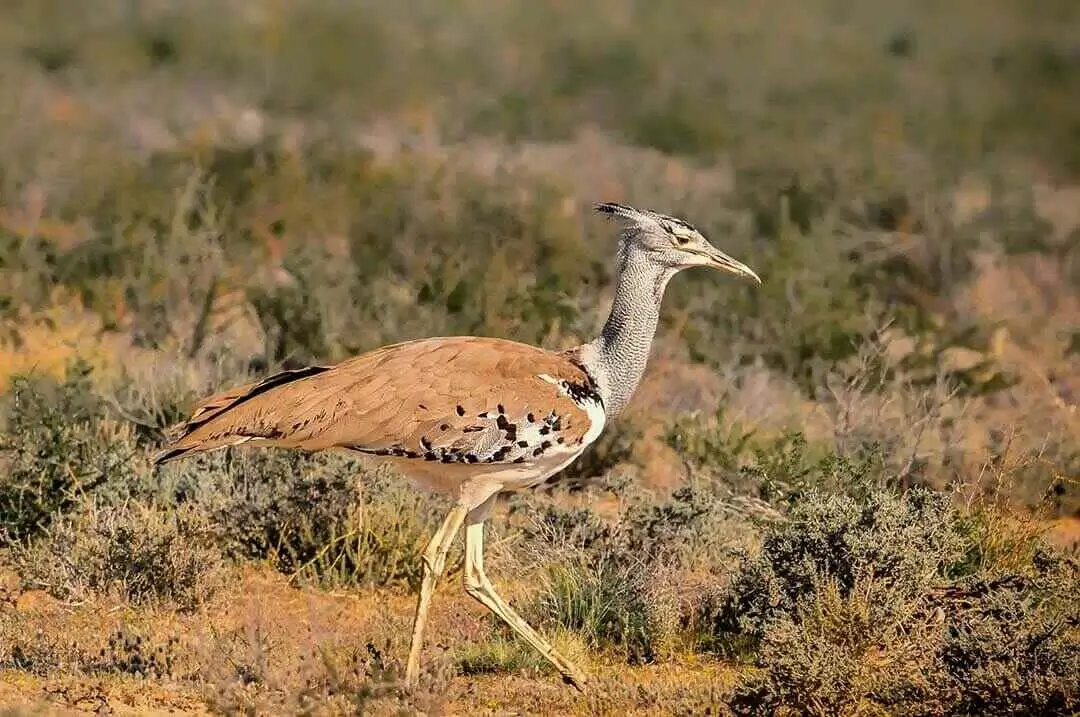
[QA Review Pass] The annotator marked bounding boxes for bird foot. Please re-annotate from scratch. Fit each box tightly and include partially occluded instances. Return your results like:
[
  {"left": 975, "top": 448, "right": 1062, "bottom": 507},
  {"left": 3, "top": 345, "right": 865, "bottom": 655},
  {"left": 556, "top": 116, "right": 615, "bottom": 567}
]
[
  {"left": 563, "top": 674, "right": 588, "bottom": 693},
  {"left": 559, "top": 665, "right": 590, "bottom": 693}
]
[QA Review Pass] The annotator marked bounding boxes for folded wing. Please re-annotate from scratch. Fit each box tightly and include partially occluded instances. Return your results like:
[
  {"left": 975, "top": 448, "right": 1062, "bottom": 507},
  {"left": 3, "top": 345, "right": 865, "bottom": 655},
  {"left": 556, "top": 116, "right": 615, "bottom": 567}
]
[{"left": 155, "top": 336, "right": 600, "bottom": 468}]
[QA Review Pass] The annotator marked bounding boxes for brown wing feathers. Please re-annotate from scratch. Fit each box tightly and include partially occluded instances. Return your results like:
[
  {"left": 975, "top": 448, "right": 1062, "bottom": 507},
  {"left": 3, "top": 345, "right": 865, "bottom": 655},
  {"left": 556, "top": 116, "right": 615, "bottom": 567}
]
[
  {"left": 184, "top": 365, "right": 331, "bottom": 432},
  {"left": 154, "top": 337, "right": 597, "bottom": 467}
]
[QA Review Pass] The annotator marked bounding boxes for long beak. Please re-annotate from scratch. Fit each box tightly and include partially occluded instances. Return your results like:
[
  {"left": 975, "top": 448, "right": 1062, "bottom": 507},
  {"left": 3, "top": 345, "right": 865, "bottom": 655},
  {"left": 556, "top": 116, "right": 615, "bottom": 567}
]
[{"left": 705, "top": 248, "right": 762, "bottom": 284}]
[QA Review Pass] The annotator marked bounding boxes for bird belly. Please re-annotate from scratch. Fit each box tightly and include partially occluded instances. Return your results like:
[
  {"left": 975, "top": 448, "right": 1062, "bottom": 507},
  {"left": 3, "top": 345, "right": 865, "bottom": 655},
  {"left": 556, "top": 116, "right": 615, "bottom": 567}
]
[
  {"left": 496, "top": 445, "right": 590, "bottom": 491},
  {"left": 381, "top": 442, "right": 587, "bottom": 495}
]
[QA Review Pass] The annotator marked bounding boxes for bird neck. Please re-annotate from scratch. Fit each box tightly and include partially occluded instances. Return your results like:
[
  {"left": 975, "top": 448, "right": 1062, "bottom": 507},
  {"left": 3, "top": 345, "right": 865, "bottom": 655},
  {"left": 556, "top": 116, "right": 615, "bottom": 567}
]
[{"left": 580, "top": 241, "right": 675, "bottom": 418}]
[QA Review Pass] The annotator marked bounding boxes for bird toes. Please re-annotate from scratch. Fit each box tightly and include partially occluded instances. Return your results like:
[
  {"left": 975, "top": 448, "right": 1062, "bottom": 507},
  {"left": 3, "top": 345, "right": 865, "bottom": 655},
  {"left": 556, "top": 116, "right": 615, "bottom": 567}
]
[{"left": 562, "top": 668, "right": 590, "bottom": 692}]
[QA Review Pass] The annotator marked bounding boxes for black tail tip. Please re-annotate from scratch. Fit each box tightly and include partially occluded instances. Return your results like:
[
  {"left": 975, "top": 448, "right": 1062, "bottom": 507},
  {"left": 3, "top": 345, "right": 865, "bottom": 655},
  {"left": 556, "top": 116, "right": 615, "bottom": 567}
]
[{"left": 152, "top": 447, "right": 188, "bottom": 466}]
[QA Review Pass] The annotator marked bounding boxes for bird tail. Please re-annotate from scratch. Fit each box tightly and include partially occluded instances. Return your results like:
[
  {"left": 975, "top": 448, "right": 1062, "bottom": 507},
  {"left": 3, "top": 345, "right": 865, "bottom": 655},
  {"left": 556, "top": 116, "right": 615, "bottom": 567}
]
[{"left": 153, "top": 364, "right": 331, "bottom": 465}]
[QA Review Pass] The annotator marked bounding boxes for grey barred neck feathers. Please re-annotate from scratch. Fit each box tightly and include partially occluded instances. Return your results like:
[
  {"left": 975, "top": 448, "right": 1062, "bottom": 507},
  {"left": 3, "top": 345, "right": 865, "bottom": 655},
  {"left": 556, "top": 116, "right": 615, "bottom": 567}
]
[{"left": 577, "top": 232, "right": 677, "bottom": 418}]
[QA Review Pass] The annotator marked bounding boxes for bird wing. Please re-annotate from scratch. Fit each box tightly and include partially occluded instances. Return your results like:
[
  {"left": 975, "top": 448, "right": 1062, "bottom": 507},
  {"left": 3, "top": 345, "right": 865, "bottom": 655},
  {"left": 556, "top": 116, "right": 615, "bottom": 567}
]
[{"left": 155, "top": 336, "right": 602, "bottom": 467}]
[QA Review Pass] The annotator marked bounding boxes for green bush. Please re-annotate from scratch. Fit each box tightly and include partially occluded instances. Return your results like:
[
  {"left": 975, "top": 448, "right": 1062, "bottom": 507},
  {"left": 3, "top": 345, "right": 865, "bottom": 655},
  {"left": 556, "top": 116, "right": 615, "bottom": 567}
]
[
  {"left": 516, "top": 467, "right": 750, "bottom": 571},
  {"left": 510, "top": 473, "right": 745, "bottom": 663},
  {"left": 0, "top": 361, "right": 138, "bottom": 546},
  {"left": 704, "top": 489, "right": 965, "bottom": 651},
  {"left": 164, "top": 449, "right": 454, "bottom": 589},
  {"left": 926, "top": 554, "right": 1080, "bottom": 716},
  {"left": 715, "top": 489, "right": 1080, "bottom": 716},
  {"left": 727, "top": 575, "right": 939, "bottom": 717},
  {"left": 455, "top": 637, "right": 547, "bottom": 677},
  {"left": 15, "top": 500, "right": 223, "bottom": 610},
  {"left": 528, "top": 552, "right": 661, "bottom": 663},
  {"left": 666, "top": 413, "right": 888, "bottom": 507}
]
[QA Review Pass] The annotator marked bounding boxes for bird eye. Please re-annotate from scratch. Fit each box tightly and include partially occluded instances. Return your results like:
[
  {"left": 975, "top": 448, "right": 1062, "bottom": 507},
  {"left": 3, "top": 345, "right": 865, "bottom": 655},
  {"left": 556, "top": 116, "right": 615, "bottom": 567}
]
[{"left": 674, "top": 232, "right": 691, "bottom": 245}]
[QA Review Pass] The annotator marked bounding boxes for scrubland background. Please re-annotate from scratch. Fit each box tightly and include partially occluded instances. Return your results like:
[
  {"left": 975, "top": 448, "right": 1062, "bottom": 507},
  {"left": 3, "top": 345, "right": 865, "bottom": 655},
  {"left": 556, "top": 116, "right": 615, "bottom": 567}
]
[{"left": 0, "top": 0, "right": 1079, "bottom": 714}]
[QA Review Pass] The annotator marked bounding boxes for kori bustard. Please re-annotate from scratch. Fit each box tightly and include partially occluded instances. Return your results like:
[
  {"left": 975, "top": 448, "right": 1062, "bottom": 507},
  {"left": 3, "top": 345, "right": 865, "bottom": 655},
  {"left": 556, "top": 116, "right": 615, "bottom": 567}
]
[{"left": 155, "top": 202, "right": 760, "bottom": 690}]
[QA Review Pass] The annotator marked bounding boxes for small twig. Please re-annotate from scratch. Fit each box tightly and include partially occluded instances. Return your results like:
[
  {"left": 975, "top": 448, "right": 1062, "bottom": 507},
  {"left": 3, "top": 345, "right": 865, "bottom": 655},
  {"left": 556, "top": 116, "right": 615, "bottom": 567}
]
[
  {"left": 101, "top": 393, "right": 164, "bottom": 434},
  {"left": 188, "top": 273, "right": 220, "bottom": 359}
]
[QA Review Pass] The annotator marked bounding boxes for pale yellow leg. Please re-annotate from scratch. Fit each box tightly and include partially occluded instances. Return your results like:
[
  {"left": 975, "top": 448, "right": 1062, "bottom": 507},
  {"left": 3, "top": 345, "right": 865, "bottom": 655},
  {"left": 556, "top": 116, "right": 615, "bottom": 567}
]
[
  {"left": 405, "top": 503, "right": 468, "bottom": 686},
  {"left": 462, "top": 506, "right": 589, "bottom": 691}
]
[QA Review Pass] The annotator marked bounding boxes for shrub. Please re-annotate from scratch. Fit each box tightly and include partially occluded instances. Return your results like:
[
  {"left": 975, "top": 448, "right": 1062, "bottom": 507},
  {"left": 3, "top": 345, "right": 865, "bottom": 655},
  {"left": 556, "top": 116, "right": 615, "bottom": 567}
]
[
  {"left": 666, "top": 412, "right": 889, "bottom": 508},
  {"left": 923, "top": 552, "right": 1080, "bottom": 716},
  {"left": 15, "top": 500, "right": 223, "bottom": 610},
  {"left": 614, "top": 480, "right": 755, "bottom": 571},
  {"left": 164, "top": 449, "right": 454, "bottom": 589},
  {"left": 528, "top": 552, "right": 662, "bottom": 664},
  {"left": 103, "top": 360, "right": 232, "bottom": 454},
  {"left": 0, "top": 361, "right": 139, "bottom": 546},
  {"left": 1, "top": 613, "right": 187, "bottom": 681},
  {"left": 336, "top": 466, "right": 457, "bottom": 589},
  {"left": 727, "top": 575, "right": 939, "bottom": 717},
  {"left": 201, "top": 635, "right": 416, "bottom": 717},
  {"left": 455, "top": 637, "right": 547, "bottom": 677},
  {"left": 715, "top": 488, "right": 1080, "bottom": 716},
  {"left": 511, "top": 474, "right": 745, "bottom": 663},
  {"left": 704, "top": 488, "right": 966, "bottom": 650},
  {"left": 515, "top": 468, "right": 749, "bottom": 572}
]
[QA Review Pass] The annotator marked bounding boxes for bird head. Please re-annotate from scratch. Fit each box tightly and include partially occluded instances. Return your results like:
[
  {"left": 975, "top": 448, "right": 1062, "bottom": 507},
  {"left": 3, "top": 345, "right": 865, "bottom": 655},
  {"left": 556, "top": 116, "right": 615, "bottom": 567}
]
[{"left": 595, "top": 202, "right": 761, "bottom": 284}]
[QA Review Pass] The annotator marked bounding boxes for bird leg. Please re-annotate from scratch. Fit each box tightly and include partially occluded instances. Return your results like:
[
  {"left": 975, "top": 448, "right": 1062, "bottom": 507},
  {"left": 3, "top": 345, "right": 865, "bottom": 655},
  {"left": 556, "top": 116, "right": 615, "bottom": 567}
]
[
  {"left": 462, "top": 509, "right": 590, "bottom": 691},
  {"left": 405, "top": 503, "right": 468, "bottom": 686}
]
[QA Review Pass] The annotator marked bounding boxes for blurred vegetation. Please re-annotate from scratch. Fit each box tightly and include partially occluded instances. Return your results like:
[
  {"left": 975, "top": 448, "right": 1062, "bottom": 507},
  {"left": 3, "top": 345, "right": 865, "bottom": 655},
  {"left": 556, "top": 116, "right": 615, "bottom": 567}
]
[{"left": 0, "top": 0, "right": 1078, "bottom": 713}]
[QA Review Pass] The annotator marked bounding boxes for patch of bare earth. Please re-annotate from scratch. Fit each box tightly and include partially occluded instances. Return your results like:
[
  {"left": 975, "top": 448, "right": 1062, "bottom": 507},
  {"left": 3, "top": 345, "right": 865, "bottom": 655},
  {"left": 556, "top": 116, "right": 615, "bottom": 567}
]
[{"left": 1, "top": 564, "right": 738, "bottom": 716}]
